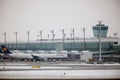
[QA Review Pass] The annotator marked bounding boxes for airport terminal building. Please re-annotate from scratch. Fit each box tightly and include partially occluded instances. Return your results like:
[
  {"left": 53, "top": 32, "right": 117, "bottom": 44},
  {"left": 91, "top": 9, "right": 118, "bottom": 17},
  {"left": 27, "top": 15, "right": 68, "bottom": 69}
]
[
  {"left": 0, "top": 22, "right": 119, "bottom": 51},
  {"left": 0, "top": 37, "right": 118, "bottom": 51},
  {"left": 0, "top": 22, "right": 120, "bottom": 62}
]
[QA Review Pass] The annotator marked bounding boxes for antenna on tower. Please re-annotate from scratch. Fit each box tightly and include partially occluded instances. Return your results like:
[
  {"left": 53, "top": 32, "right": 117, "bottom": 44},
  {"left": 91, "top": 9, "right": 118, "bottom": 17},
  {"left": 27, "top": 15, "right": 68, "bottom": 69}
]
[{"left": 98, "top": 20, "right": 102, "bottom": 25}]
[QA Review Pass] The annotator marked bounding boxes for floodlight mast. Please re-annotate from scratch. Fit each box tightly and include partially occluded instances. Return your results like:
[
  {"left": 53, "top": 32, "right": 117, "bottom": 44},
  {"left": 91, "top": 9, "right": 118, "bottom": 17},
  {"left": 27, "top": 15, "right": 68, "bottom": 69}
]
[
  {"left": 71, "top": 28, "right": 75, "bottom": 51},
  {"left": 3, "top": 32, "right": 6, "bottom": 46},
  {"left": 70, "top": 32, "right": 72, "bottom": 50},
  {"left": 50, "top": 30, "right": 55, "bottom": 48},
  {"left": 81, "top": 28, "right": 86, "bottom": 50},
  {"left": 39, "top": 30, "right": 42, "bottom": 49},
  {"left": 61, "top": 29, "right": 65, "bottom": 50},
  {"left": 27, "top": 30, "right": 30, "bottom": 44},
  {"left": 70, "top": 33, "right": 72, "bottom": 40},
  {"left": 27, "top": 30, "right": 30, "bottom": 50},
  {"left": 99, "top": 21, "right": 102, "bottom": 62},
  {"left": 14, "top": 32, "right": 18, "bottom": 48},
  {"left": 48, "top": 34, "right": 50, "bottom": 40}
]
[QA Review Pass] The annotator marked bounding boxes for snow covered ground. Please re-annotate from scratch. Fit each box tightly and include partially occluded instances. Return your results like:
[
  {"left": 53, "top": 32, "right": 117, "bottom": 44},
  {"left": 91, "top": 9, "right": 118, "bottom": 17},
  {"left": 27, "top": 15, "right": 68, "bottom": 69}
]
[
  {"left": 0, "top": 62, "right": 29, "bottom": 65},
  {"left": 0, "top": 66, "right": 71, "bottom": 70},
  {"left": 0, "top": 62, "right": 120, "bottom": 79},
  {"left": 0, "top": 70, "right": 120, "bottom": 79},
  {"left": 56, "top": 63, "right": 120, "bottom": 66}
]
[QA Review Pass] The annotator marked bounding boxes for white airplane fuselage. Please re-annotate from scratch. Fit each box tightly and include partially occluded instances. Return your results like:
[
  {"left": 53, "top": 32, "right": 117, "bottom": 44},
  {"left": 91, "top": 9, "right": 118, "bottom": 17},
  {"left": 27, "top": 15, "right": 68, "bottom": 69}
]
[
  {"left": 33, "top": 53, "right": 68, "bottom": 59},
  {"left": 7, "top": 52, "right": 33, "bottom": 59}
]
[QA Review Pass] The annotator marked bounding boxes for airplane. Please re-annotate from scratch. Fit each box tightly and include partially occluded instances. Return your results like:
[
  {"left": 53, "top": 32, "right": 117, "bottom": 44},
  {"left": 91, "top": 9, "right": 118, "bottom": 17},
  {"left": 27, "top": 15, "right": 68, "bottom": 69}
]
[
  {"left": 0, "top": 45, "right": 68, "bottom": 62},
  {"left": 0, "top": 45, "right": 33, "bottom": 61},
  {"left": 32, "top": 52, "right": 68, "bottom": 62},
  {"left": 0, "top": 45, "right": 115, "bottom": 62},
  {"left": 31, "top": 51, "right": 69, "bottom": 62}
]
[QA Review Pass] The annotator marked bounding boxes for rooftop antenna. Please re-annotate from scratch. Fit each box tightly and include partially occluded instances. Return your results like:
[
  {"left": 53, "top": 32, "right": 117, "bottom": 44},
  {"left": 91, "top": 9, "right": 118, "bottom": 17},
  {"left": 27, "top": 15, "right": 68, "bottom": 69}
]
[{"left": 98, "top": 20, "right": 102, "bottom": 25}]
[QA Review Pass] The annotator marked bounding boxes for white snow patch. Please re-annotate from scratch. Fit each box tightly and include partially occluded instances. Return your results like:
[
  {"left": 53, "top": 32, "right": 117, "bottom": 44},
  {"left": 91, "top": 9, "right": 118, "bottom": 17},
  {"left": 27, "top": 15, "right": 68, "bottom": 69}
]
[
  {"left": 0, "top": 66, "right": 71, "bottom": 69},
  {"left": 0, "top": 70, "right": 120, "bottom": 79}
]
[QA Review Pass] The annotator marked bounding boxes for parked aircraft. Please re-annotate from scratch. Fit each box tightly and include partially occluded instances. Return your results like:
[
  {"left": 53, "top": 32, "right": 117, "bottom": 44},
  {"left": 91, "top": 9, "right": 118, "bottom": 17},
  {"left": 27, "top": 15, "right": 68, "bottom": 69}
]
[
  {"left": 0, "top": 45, "right": 33, "bottom": 60},
  {"left": 32, "top": 52, "right": 68, "bottom": 61},
  {"left": 0, "top": 45, "right": 68, "bottom": 62}
]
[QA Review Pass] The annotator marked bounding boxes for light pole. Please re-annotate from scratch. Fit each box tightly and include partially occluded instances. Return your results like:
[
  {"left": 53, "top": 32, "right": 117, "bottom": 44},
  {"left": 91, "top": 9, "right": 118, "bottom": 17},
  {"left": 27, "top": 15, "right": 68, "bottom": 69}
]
[
  {"left": 3, "top": 32, "right": 6, "bottom": 46},
  {"left": 14, "top": 32, "right": 17, "bottom": 48},
  {"left": 39, "top": 30, "right": 42, "bottom": 50},
  {"left": 71, "top": 28, "right": 75, "bottom": 51},
  {"left": 61, "top": 29, "right": 65, "bottom": 50},
  {"left": 27, "top": 30, "right": 30, "bottom": 50},
  {"left": 99, "top": 21, "right": 102, "bottom": 62},
  {"left": 50, "top": 30, "right": 55, "bottom": 49},
  {"left": 81, "top": 28, "right": 86, "bottom": 50},
  {"left": 48, "top": 34, "right": 50, "bottom": 40},
  {"left": 70, "top": 33, "right": 72, "bottom": 50},
  {"left": 70, "top": 33, "right": 72, "bottom": 40}
]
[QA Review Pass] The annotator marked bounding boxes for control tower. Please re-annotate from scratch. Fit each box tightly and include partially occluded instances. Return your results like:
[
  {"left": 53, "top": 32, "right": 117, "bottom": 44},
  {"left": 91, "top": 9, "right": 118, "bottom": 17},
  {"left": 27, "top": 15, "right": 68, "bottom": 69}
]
[{"left": 93, "top": 21, "right": 108, "bottom": 38}]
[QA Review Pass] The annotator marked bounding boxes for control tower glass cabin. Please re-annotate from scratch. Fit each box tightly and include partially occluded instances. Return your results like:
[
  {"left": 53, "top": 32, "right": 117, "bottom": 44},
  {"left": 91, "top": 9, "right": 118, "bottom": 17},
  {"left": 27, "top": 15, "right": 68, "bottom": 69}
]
[{"left": 93, "top": 21, "right": 108, "bottom": 38}]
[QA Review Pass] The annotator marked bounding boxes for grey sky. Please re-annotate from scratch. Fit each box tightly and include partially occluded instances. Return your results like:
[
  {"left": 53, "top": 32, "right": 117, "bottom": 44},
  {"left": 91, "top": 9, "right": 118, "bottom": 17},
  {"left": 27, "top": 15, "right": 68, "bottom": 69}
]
[{"left": 0, "top": 0, "right": 120, "bottom": 42}]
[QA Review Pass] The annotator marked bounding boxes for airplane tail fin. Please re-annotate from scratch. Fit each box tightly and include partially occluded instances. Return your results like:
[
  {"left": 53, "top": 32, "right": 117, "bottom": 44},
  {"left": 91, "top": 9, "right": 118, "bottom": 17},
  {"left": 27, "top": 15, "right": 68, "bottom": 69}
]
[
  {"left": 0, "top": 49, "right": 2, "bottom": 53},
  {"left": 1, "top": 45, "right": 12, "bottom": 54}
]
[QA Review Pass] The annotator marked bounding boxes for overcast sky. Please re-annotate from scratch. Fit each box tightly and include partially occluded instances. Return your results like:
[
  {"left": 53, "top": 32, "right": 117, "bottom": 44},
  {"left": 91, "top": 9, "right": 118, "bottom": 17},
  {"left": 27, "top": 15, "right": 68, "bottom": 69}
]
[{"left": 0, "top": 0, "right": 120, "bottom": 42}]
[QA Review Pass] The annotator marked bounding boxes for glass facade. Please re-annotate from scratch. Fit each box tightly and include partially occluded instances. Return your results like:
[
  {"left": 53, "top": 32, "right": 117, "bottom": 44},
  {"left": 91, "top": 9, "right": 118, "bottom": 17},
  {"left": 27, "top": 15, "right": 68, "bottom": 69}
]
[
  {"left": 0, "top": 41, "right": 113, "bottom": 51},
  {"left": 93, "top": 24, "right": 108, "bottom": 37}
]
